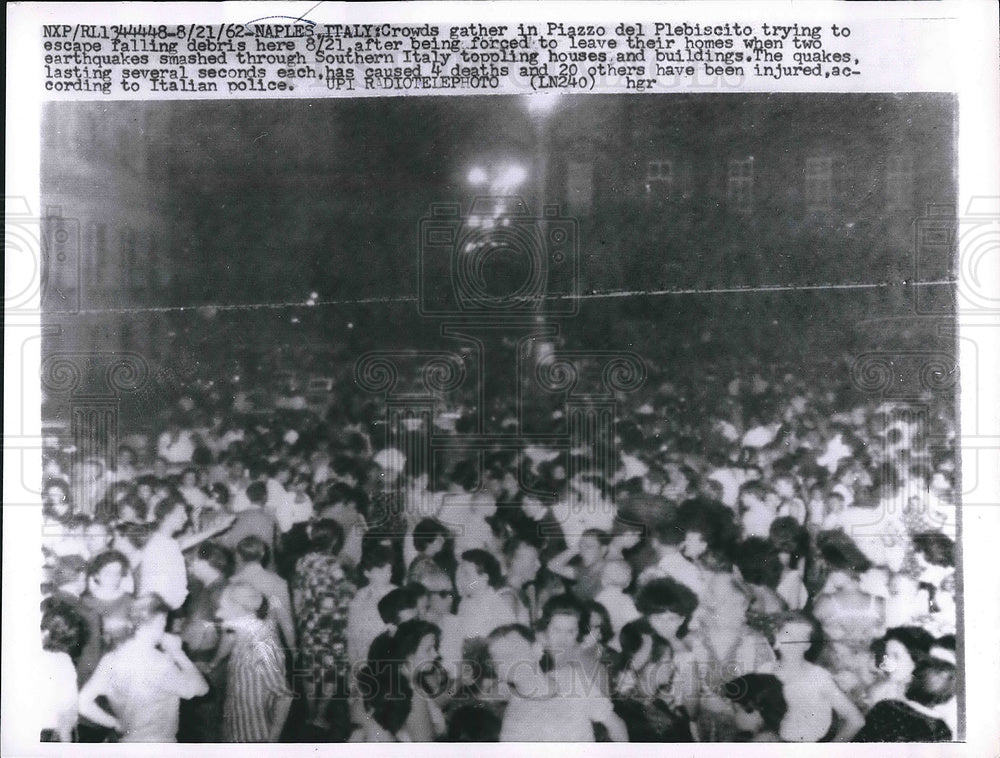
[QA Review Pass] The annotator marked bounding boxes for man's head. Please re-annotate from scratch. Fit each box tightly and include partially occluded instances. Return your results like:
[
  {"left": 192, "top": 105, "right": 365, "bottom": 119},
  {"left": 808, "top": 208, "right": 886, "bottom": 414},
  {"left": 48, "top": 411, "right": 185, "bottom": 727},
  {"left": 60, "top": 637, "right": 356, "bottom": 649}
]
[
  {"left": 738, "top": 480, "right": 771, "bottom": 512},
  {"left": 487, "top": 624, "right": 543, "bottom": 687},
  {"left": 246, "top": 481, "right": 268, "bottom": 507},
  {"left": 43, "top": 478, "right": 72, "bottom": 519},
  {"left": 413, "top": 565, "right": 455, "bottom": 621},
  {"left": 377, "top": 584, "right": 426, "bottom": 626},
  {"left": 722, "top": 673, "right": 788, "bottom": 734},
  {"left": 235, "top": 535, "right": 270, "bottom": 567},
  {"left": 308, "top": 518, "right": 345, "bottom": 556},
  {"left": 226, "top": 458, "right": 245, "bottom": 480},
  {"left": 180, "top": 467, "right": 199, "bottom": 489}
]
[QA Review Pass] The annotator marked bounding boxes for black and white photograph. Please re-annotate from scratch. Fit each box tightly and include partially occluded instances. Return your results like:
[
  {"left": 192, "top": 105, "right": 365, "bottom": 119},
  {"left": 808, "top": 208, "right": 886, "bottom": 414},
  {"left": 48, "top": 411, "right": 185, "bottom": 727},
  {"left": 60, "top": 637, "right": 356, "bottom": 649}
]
[{"left": 30, "top": 91, "right": 965, "bottom": 745}]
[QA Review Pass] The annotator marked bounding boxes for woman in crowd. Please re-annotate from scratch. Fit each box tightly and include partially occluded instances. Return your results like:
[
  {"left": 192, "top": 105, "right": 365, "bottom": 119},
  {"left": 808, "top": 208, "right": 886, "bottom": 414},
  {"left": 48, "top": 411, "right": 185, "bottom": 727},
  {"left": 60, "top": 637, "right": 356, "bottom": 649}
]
[
  {"left": 633, "top": 576, "right": 701, "bottom": 716},
  {"left": 216, "top": 582, "right": 294, "bottom": 743},
  {"left": 290, "top": 518, "right": 356, "bottom": 739},
  {"left": 855, "top": 657, "right": 956, "bottom": 741},
  {"left": 613, "top": 617, "right": 693, "bottom": 741},
  {"left": 391, "top": 618, "right": 448, "bottom": 741},
  {"left": 865, "top": 626, "right": 936, "bottom": 708}
]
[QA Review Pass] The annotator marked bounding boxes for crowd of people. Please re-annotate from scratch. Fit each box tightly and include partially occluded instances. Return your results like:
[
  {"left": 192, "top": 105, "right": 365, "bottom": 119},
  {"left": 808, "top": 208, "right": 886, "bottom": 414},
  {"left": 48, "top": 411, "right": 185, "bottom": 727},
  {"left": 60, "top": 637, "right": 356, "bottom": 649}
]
[{"left": 38, "top": 353, "right": 959, "bottom": 742}]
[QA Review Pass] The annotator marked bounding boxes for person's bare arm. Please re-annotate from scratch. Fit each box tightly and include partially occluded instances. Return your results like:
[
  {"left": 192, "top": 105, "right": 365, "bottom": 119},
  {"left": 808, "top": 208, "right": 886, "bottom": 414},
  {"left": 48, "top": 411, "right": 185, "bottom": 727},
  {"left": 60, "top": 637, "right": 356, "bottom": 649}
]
[
  {"left": 77, "top": 664, "right": 122, "bottom": 732},
  {"left": 824, "top": 672, "right": 865, "bottom": 741},
  {"left": 547, "top": 547, "right": 578, "bottom": 580},
  {"left": 178, "top": 514, "right": 236, "bottom": 551},
  {"left": 160, "top": 633, "right": 210, "bottom": 698}
]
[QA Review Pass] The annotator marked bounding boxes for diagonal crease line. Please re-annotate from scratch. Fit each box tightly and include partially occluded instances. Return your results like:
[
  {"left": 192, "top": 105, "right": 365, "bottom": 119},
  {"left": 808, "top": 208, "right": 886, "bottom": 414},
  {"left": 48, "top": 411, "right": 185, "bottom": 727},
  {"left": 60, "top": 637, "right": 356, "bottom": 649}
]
[{"left": 54, "top": 279, "right": 957, "bottom": 316}]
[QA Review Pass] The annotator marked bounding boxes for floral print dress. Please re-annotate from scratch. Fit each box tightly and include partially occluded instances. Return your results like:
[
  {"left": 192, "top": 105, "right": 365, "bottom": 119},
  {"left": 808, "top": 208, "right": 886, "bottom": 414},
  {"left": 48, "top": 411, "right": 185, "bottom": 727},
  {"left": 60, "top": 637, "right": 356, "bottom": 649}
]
[{"left": 291, "top": 552, "right": 357, "bottom": 731}]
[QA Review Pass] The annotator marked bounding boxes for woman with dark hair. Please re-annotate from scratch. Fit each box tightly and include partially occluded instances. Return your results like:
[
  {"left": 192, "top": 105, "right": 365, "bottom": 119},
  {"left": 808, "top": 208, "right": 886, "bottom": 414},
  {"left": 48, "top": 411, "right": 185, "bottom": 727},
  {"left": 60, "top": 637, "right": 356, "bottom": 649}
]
[
  {"left": 408, "top": 517, "right": 452, "bottom": 581},
  {"left": 761, "top": 612, "right": 863, "bottom": 741},
  {"left": 290, "top": 517, "right": 356, "bottom": 738},
  {"left": 865, "top": 626, "right": 936, "bottom": 707},
  {"left": 635, "top": 576, "right": 699, "bottom": 643},
  {"left": 613, "top": 618, "right": 694, "bottom": 742},
  {"left": 855, "top": 657, "right": 956, "bottom": 741},
  {"left": 675, "top": 496, "right": 740, "bottom": 575},
  {"left": 769, "top": 516, "right": 809, "bottom": 610},
  {"left": 352, "top": 658, "right": 414, "bottom": 742},
  {"left": 720, "top": 673, "right": 787, "bottom": 742},
  {"left": 77, "top": 593, "right": 208, "bottom": 742},
  {"left": 733, "top": 537, "right": 787, "bottom": 618},
  {"left": 392, "top": 618, "right": 448, "bottom": 741},
  {"left": 634, "top": 576, "right": 702, "bottom": 721},
  {"left": 582, "top": 599, "right": 615, "bottom": 656},
  {"left": 910, "top": 531, "right": 957, "bottom": 636}
]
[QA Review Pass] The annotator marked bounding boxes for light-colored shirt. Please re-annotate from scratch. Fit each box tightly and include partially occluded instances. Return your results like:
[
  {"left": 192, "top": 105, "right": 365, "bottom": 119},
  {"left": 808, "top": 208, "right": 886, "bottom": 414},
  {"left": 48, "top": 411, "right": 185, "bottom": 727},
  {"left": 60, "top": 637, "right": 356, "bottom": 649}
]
[
  {"left": 38, "top": 650, "right": 78, "bottom": 740},
  {"left": 137, "top": 532, "right": 188, "bottom": 610},
  {"left": 91, "top": 642, "right": 198, "bottom": 742},
  {"left": 500, "top": 669, "right": 615, "bottom": 742},
  {"left": 594, "top": 587, "right": 641, "bottom": 638},
  {"left": 456, "top": 589, "right": 517, "bottom": 643}
]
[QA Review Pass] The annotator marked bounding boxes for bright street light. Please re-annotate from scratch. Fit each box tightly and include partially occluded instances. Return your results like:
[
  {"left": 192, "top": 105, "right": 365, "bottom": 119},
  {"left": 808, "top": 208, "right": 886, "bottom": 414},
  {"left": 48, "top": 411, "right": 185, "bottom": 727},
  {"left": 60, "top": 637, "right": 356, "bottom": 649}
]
[
  {"left": 468, "top": 166, "right": 488, "bottom": 185},
  {"left": 525, "top": 93, "right": 562, "bottom": 116}
]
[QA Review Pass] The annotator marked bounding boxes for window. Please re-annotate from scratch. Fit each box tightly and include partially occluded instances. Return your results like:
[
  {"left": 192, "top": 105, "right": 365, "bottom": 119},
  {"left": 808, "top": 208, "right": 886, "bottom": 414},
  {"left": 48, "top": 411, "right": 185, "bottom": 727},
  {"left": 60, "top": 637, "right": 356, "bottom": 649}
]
[
  {"left": 727, "top": 157, "right": 754, "bottom": 213},
  {"left": 805, "top": 156, "right": 834, "bottom": 211},
  {"left": 886, "top": 154, "right": 914, "bottom": 210},
  {"left": 646, "top": 159, "right": 675, "bottom": 196}
]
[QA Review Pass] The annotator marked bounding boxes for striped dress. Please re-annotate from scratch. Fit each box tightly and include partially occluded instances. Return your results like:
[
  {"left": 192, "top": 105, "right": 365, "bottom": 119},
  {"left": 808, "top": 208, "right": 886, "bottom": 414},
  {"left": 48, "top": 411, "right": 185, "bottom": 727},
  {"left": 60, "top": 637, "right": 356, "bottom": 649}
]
[{"left": 222, "top": 619, "right": 291, "bottom": 742}]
